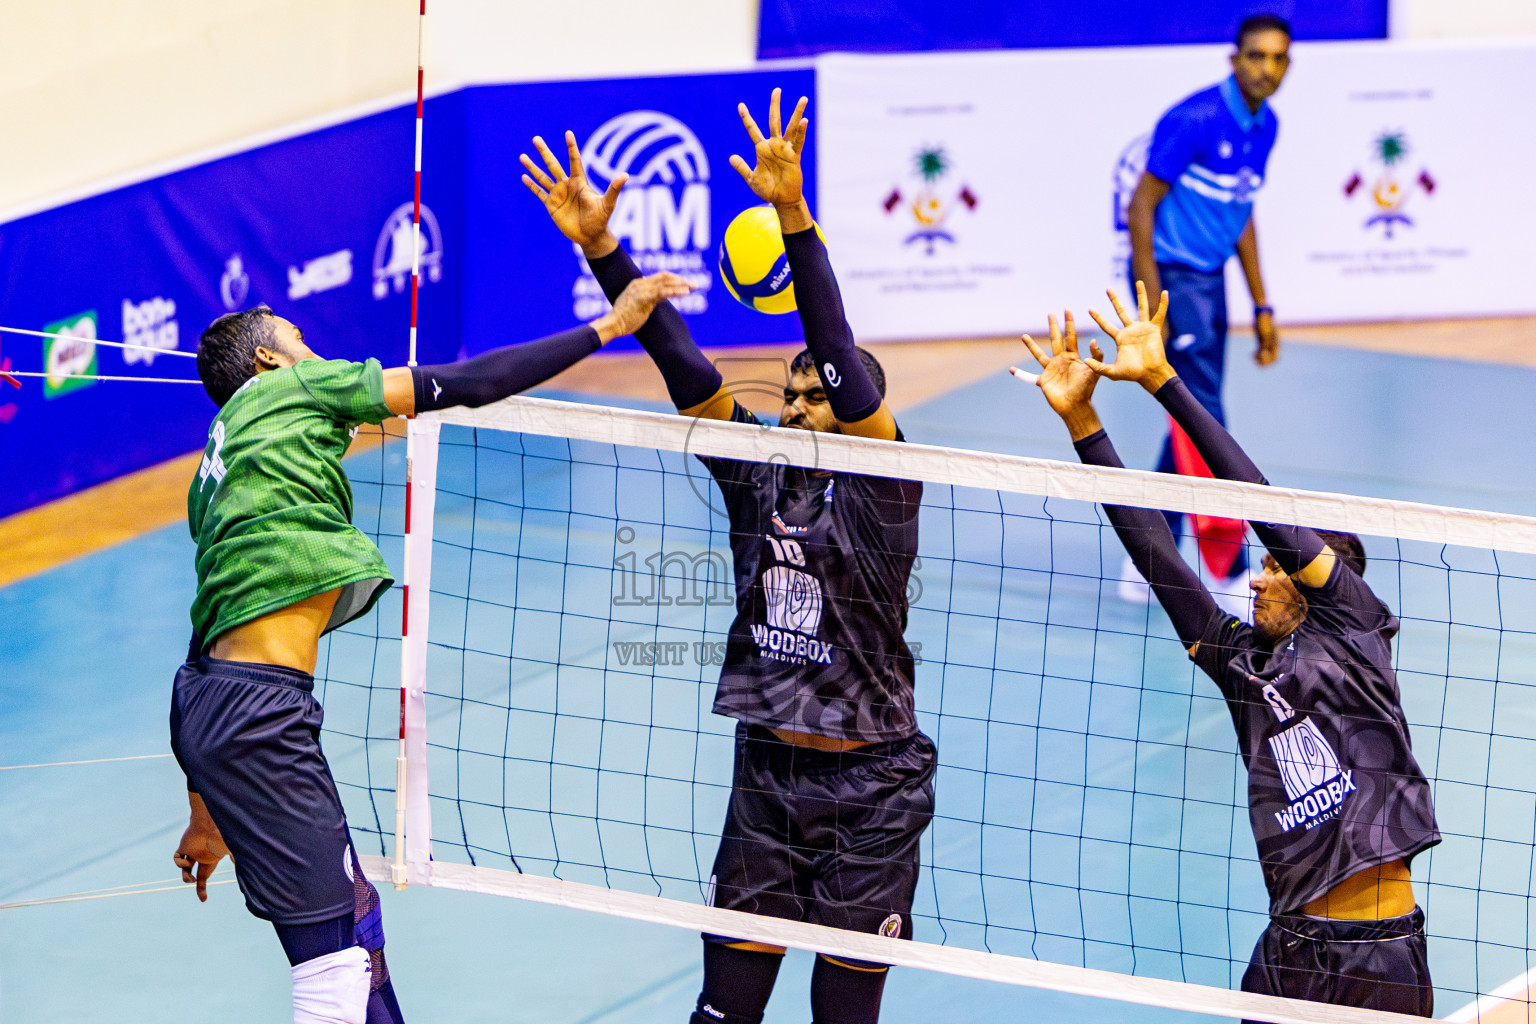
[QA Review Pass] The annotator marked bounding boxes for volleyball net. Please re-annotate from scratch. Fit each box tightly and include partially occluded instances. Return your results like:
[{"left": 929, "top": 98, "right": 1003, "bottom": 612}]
[{"left": 316, "top": 392, "right": 1536, "bottom": 1024}]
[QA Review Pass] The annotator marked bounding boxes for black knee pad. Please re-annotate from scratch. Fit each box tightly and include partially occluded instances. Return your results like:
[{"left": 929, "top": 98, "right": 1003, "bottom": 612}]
[{"left": 811, "top": 953, "right": 888, "bottom": 1024}]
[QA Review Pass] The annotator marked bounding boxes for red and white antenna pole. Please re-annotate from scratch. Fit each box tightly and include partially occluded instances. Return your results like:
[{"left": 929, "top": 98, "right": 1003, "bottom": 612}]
[
  {"left": 408, "top": 0, "right": 426, "bottom": 368},
  {"left": 394, "top": 0, "right": 427, "bottom": 891}
]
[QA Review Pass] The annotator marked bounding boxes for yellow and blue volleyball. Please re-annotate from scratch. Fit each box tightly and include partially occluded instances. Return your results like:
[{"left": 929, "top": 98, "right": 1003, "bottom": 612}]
[{"left": 718, "top": 206, "right": 824, "bottom": 315}]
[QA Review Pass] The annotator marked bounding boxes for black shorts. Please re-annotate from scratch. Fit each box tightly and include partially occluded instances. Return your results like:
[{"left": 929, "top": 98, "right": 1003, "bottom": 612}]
[
  {"left": 169, "top": 655, "right": 356, "bottom": 925},
  {"left": 1240, "top": 907, "right": 1432, "bottom": 1022},
  {"left": 706, "top": 724, "right": 936, "bottom": 944}
]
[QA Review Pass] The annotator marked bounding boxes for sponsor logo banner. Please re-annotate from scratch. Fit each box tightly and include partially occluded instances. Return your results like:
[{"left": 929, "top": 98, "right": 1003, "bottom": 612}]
[
  {"left": 373, "top": 203, "right": 442, "bottom": 300},
  {"left": 457, "top": 68, "right": 816, "bottom": 357},
  {"left": 42, "top": 311, "right": 98, "bottom": 399},
  {"left": 122, "top": 297, "right": 179, "bottom": 366},
  {"left": 573, "top": 110, "right": 713, "bottom": 319},
  {"left": 289, "top": 248, "right": 355, "bottom": 300},
  {"left": 817, "top": 42, "right": 1536, "bottom": 339}
]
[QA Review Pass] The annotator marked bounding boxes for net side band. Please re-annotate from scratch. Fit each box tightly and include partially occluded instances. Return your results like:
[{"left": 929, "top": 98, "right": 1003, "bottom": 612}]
[
  {"left": 357, "top": 856, "right": 1434, "bottom": 1024},
  {"left": 429, "top": 397, "right": 1536, "bottom": 555}
]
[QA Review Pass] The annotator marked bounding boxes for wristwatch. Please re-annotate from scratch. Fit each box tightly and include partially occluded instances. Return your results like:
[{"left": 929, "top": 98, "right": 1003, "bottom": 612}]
[{"left": 1255, "top": 305, "right": 1275, "bottom": 318}]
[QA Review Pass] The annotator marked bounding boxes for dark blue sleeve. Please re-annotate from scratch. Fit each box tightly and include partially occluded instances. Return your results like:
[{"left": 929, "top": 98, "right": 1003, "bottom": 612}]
[
  {"left": 781, "top": 227, "right": 883, "bottom": 424},
  {"left": 411, "top": 326, "right": 599, "bottom": 410},
  {"left": 1073, "top": 428, "right": 1221, "bottom": 648},
  {"left": 1145, "top": 102, "right": 1199, "bottom": 184},
  {"left": 1153, "top": 376, "right": 1327, "bottom": 576},
  {"left": 585, "top": 246, "right": 723, "bottom": 410}
]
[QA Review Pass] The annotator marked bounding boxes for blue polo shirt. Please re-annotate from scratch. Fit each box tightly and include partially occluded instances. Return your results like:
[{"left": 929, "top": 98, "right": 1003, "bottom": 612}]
[{"left": 1146, "top": 76, "right": 1279, "bottom": 273}]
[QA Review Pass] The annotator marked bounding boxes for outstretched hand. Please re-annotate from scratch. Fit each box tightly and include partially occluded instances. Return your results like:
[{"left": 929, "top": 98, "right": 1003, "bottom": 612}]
[
  {"left": 729, "top": 88, "right": 809, "bottom": 210},
  {"left": 520, "top": 131, "right": 624, "bottom": 256},
  {"left": 597, "top": 272, "right": 695, "bottom": 341},
  {"left": 1014, "top": 311, "right": 1104, "bottom": 441},
  {"left": 1086, "top": 281, "right": 1177, "bottom": 393}
]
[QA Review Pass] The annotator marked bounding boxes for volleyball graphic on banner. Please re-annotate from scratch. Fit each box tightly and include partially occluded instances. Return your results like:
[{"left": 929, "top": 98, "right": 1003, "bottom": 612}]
[
  {"left": 718, "top": 206, "right": 825, "bottom": 314},
  {"left": 574, "top": 109, "right": 713, "bottom": 317}
]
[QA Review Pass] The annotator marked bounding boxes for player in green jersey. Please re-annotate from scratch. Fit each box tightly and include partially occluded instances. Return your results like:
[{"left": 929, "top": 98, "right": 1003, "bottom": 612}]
[{"left": 170, "top": 270, "right": 689, "bottom": 1024}]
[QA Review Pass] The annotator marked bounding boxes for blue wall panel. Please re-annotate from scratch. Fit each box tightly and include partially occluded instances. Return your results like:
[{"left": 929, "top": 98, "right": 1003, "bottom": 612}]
[
  {"left": 456, "top": 68, "right": 817, "bottom": 357},
  {"left": 0, "top": 70, "right": 819, "bottom": 517},
  {"left": 760, "top": 1, "right": 1387, "bottom": 58},
  {"left": 0, "top": 98, "right": 464, "bottom": 519}
]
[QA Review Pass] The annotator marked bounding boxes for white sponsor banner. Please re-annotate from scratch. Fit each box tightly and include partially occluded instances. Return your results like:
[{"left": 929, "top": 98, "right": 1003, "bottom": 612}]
[
  {"left": 815, "top": 40, "right": 1536, "bottom": 340},
  {"left": 1258, "top": 40, "right": 1536, "bottom": 322}
]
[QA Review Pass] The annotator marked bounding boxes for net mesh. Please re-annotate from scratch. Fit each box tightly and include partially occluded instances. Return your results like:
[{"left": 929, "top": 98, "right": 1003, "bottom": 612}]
[
  {"left": 317, "top": 399, "right": 1536, "bottom": 1020},
  {"left": 314, "top": 422, "right": 409, "bottom": 857}
]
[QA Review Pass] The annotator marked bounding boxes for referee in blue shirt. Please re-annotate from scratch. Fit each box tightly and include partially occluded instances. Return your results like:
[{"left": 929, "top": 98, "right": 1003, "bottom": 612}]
[{"left": 1126, "top": 13, "right": 1291, "bottom": 599}]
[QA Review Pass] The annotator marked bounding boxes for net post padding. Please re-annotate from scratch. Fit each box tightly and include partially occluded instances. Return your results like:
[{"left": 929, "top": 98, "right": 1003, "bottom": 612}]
[
  {"left": 430, "top": 397, "right": 1536, "bottom": 555},
  {"left": 355, "top": 856, "right": 1428, "bottom": 1024},
  {"left": 395, "top": 415, "right": 438, "bottom": 887}
]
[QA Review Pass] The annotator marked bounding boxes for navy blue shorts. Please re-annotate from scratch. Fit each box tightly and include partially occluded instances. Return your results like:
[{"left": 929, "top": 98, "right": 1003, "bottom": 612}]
[
  {"left": 706, "top": 725, "right": 936, "bottom": 943},
  {"left": 169, "top": 656, "right": 357, "bottom": 925},
  {"left": 1240, "top": 907, "right": 1432, "bottom": 1022}
]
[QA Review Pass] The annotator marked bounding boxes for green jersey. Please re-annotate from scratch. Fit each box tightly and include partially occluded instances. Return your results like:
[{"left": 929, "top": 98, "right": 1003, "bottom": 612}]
[{"left": 187, "top": 358, "right": 396, "bottom": 647}]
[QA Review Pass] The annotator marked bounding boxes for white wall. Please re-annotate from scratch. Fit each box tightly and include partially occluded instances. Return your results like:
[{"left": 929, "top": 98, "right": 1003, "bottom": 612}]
[
  {"left": 429, "top": 0, "right": 760, "bottom": 86},
  {"left": 1393, "top": 0, "right": 1536, "bottom": 37},
  {"left": 0, "top": 1, "right": 420, "bottom": 214},
  {"left": 0, "top": 0, "right": 761, "bottom": 216},
  {"left": 4, "top": 0, "right": 1529, "bottom": 217}
]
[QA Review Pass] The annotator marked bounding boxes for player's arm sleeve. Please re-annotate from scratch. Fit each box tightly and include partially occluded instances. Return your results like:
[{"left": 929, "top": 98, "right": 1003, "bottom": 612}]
[
  {"left": 1073, "top": 427, "right": 1222, "bottom": 649},
  {"left": 781, "top": 226, "right": 884, "bottom": 425},
  {"left": 410, "top": 325, "right": 601, "bottom": 411},
  {"left": 1144, "top": 105, "right": 1197, "bottom": 185},
  {"left": 585, "top": 246, "right": 724, "bottom": 411},
  {"left": 1152, "top": 376, "right": 1329, "bottom": 578}
]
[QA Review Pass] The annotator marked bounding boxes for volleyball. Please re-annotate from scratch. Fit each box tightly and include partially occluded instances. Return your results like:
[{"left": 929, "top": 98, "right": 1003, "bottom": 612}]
[{"left": 717, "top": 206, "right": 823, "bottom": 315}]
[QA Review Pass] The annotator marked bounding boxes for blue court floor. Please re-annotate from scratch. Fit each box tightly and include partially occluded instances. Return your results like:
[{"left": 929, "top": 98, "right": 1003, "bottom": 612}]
[{"left": 5, "top": 336, "right": 1536, "bottom": 1022}]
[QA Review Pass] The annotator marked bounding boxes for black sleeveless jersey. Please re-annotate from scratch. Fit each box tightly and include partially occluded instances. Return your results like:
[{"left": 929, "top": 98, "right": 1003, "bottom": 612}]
[
  {"left": 1193, "top": 559, "right": 1441, "bottom": 915},
  {"left": 701, "top": 403, "right": 923, "bottom": 742}
]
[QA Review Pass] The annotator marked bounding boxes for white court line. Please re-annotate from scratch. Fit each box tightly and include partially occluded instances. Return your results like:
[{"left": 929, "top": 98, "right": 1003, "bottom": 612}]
[{"left": 1446, "top": 968, "right": 1536, "bottom": 1023}]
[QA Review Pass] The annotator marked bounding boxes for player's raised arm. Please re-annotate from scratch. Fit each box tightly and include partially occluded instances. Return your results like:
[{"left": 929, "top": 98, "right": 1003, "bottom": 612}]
[
  {"left": 378, "top": 269, "right": 692, "bottom": 416},
  {"left": 519, "top": 131, "right": 735, "bottom": 422},
  {"left": 731, "top": 88, "right": 897, "bottom": 441},
  {"left": 1086, "top": 282, "right": 1334, "bottom": 587},
  {"left": 1016, "top": 312, "right": 1219, "bottom": 648}
]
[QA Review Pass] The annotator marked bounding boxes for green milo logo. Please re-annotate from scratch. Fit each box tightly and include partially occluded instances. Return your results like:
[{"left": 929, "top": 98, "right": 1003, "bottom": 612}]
[{"left": 42, "top": 310, "right": 98, "bottom": 398}]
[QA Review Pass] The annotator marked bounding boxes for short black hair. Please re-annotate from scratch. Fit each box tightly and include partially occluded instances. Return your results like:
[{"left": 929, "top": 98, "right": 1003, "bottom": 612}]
[
  {"left": 1236, "top": 13, "right": 1291, "bottom": 49},
  {"left": 1316, "top": 530, "right": 1366, "bottom": 578},
  {"left": 788, "top": 346, "right": 887, "bottom": 398},
  {"left": 197, "top": 305, "right": 280, "bottom": 406}
]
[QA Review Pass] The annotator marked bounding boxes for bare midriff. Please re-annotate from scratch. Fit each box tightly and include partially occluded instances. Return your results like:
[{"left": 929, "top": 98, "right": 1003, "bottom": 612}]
[
  {"left": 208, "top": 588, "right": 342, "bottom": 675},
  {"left": 771, "top": 727, "right": 872, "bottom": 752},
  {"left": 1301, "top": 858, "right": 1415, "bottom": 920}
]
